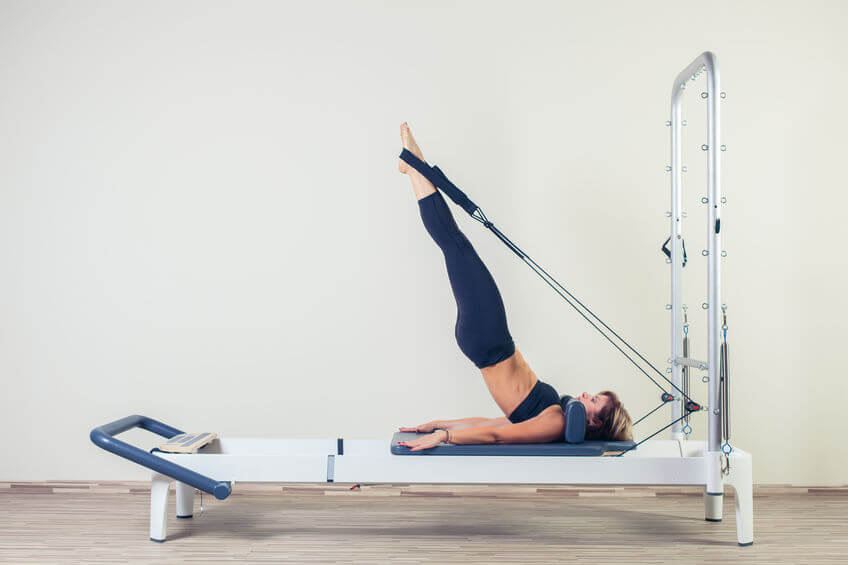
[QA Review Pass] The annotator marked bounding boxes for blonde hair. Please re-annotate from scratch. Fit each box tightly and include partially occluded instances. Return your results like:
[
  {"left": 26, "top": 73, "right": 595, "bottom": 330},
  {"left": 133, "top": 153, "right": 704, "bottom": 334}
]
[{"left": 585, "top": 390, "right": 633, "bottom": 442}]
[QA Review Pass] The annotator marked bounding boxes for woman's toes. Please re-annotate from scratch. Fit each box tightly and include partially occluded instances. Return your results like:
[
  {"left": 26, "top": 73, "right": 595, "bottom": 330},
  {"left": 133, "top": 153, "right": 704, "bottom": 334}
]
[{"left": 399, "top": 122, "right": 424, "bottom": 160}]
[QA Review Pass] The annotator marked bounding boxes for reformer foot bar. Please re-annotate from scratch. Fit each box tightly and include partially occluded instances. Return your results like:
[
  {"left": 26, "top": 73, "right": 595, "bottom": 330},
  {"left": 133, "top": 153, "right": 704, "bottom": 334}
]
[{"left": 89, "top": 52, "right": 753, "bottom": 546}]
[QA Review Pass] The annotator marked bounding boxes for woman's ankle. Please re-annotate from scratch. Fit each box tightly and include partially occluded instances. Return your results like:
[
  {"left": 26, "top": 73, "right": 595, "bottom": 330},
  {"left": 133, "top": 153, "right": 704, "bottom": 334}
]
[{"left": 410, "top": 171, "right": 437, "bottom": 200}]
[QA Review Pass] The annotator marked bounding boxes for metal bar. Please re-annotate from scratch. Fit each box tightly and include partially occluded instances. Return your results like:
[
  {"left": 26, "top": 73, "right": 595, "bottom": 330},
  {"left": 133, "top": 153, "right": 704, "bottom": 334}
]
[
  {"left": 673, "top": 357, "right": 709, "bottom": 371},
  {"left": 90, "top": 414, "right": 232, "bottom": 500}
]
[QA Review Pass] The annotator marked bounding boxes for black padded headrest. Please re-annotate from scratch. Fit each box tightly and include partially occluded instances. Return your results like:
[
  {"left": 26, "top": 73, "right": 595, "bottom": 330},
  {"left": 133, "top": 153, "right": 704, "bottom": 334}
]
[{"left": 560, "top": 395, "right": 587, "bottom": 444}]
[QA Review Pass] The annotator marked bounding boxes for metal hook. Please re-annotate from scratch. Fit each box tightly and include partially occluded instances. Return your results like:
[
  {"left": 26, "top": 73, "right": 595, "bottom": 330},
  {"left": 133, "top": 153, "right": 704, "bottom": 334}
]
[
  {"left": 720, "top": 144, "right": 727, "bottom": 152},
  {"left": 701, "top": 196, "right": 708, "bottom": 204},
  {"left": 700, "top": 91, "right": 708, "bottom": 99},
  {"left": 701, "top": 375, "right": 709, "bottom": 383},
  {"left": 682, "top": 120, "right": 687, "bottom": 126},
  {"left": 721, "top": 250, "right": 727, "bottom": 257},
  {"left": 665, "top": 165, "right": 671, "bottom": 172},
  {"left": 720, "top": 91, "right": 727, "bottom": 99},
  {"left": 701, "top": 250, "right": 708, "bottom": 256},
  {"left": 721, "top": 196, "right": 727, "bottom": 204},
  {"left": 665, "top": 120, "right": 672, "bottom": 126},
  {"left": 665, "top": 304, "right": 672, "bottom": 310},
  {"left": 701, "top": 144, "right": 709, "bottom": 151},
  {"left": 721, "top": 452, "right": 731, "bottom": 476},
  {"left": 701, "top": 302, "right": 709, "bottom": 310},
  {"left": 682, "top": 166, "right": 688, "bottom": 172}
]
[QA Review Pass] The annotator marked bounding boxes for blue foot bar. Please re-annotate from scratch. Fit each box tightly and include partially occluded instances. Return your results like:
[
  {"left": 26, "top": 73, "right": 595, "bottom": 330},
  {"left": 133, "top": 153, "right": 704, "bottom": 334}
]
[{"left": 90, "top": 414, "right": 231, "bottom": 500}]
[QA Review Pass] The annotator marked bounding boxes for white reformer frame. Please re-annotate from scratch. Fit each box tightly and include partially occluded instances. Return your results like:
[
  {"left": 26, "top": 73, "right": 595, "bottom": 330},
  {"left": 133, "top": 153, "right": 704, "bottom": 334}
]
[
  {"left": 95, "top": 52, "right": 754, "bottom": 546},
  {"left": 149, "top": 435, "right": 752, "bottom": 545}
]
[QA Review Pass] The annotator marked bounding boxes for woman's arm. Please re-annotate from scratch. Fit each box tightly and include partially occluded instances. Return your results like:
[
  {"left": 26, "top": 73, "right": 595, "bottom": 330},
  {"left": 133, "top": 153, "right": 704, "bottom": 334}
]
[
  {"left": 398, "top": 410, "right": 563, "bottom": 451},
  {"left": 399, "top": 416, "right": 509, "bottom": 433}
]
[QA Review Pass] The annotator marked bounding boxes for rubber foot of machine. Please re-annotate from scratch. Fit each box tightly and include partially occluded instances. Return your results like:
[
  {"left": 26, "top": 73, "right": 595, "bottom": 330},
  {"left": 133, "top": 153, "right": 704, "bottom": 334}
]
[
  {"left": 705, "top": 518, "right": 722, "bottom": 522},
  {"left": 150, "top": 538, "right": 165, "bottom": 543},
  {"left": 177, "top": 515, "right": 193, "bottom": 519},
  {"left": 738, "top": 542, "right": 754, "bottom": 547}
]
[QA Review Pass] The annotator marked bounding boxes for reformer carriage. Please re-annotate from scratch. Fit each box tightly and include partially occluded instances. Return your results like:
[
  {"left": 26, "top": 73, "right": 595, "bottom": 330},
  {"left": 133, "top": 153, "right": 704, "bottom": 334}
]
[{"left": 91, "top": 52, "right": 754, "bottom": 546}]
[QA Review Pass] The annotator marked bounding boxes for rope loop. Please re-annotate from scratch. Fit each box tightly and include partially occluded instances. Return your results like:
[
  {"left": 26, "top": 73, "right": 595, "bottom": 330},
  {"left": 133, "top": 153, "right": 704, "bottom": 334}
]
[
  {"left": 722, "top": 441, "right": 733, "bottom": 456},
  {"left": 483, "top": 221, "right": 493, "bottom": 229}
]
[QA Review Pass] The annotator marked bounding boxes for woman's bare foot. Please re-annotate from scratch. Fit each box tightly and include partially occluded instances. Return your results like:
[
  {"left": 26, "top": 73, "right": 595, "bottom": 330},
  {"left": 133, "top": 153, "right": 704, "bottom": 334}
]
[
  {"left": 398, "top": 122, "right": 436, "bottom": 199},
  {"left": 398, "top": 122, "right": 424, "bottom": 174}
]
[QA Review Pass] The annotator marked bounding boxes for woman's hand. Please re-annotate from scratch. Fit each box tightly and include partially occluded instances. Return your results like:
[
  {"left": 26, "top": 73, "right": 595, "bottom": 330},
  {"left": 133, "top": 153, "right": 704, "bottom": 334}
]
[
  {"left": 397, "top": 430, "right": 448, "bottom": 451},
  {"left": 398, "top": 421, "right": 442, "bottom": 433}
]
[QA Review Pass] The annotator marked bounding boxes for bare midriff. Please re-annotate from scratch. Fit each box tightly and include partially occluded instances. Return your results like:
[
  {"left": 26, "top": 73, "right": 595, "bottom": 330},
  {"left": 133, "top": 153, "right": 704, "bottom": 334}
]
[{"left": 480, "top": 349, "right": 539, "bottom": 417}]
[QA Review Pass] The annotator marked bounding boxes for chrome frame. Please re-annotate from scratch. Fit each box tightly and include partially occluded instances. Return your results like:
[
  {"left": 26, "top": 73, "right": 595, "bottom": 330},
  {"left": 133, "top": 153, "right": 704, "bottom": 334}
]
[{"left": 669, "top": 51, "right": 721, "bottom": 455}]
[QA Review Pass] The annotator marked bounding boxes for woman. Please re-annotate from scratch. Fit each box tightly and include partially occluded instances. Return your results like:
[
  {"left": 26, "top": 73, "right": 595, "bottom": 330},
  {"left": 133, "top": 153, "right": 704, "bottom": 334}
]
[{"left": 396, "top": 123, "right": 632, "bottom": 452}]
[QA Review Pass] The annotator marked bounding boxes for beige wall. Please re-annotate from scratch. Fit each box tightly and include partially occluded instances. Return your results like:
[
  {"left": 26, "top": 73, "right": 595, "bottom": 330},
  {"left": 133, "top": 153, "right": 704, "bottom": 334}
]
[{"left": 1, "top": 0, "right": 845, "bottom": 485}]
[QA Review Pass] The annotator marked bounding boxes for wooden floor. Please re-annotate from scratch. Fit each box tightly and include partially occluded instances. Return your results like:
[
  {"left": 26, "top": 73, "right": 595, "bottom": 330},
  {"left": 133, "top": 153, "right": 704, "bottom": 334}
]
[{"left": 1, "top": 482, "right": 846, "bottom": 564}]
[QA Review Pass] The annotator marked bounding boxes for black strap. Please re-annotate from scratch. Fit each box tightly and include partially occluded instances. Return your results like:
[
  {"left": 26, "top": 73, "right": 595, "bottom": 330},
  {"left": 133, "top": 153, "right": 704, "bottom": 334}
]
[
  {"left": 661, "top": 236, "right": 687, "bottom": 267},
  {"left": 399, "top": 149, "right": 478, "bottom": 215}
]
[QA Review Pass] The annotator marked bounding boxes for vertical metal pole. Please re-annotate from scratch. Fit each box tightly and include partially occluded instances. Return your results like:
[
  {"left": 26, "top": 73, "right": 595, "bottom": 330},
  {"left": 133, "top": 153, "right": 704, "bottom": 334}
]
[
  {"left": 705, "top": 57, "right": 722, "bottom": 455},
  {"left": 669, "top": 88, "right": 684, "bottom": 440}
]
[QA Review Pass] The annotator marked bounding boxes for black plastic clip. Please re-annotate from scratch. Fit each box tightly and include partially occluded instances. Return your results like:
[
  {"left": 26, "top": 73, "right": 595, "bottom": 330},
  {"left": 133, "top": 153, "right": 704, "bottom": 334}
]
[
  {"left": 661, "top": 392, "right": 674, "bottom": 403},
  {"left": 685, "top": 401, "right": 701, "bottom": 413}
]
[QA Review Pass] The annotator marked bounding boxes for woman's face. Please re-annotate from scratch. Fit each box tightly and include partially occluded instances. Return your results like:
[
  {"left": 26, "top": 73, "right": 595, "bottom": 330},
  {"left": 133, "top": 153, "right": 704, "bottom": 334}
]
[{"left": 577, "top": 391, "right": 610, "bottom": 424}]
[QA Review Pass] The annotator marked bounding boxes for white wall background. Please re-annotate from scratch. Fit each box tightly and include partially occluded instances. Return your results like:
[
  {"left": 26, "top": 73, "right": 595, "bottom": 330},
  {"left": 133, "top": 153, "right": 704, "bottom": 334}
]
[{"left": 1, "top": 0, "right": 846, "bottom": 485}]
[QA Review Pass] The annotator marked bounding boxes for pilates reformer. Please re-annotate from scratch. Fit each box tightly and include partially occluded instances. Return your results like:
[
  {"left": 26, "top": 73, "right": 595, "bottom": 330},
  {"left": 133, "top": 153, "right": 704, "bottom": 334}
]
[{"left": 90, "top": 52, "right": 753, "bottom": 545}]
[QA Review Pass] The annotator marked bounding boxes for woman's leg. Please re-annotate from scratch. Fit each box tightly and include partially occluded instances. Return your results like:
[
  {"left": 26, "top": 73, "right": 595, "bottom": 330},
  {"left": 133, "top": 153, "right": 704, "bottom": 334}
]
[{"left": 399, "top": 124, "right": 515, "bottom": 369}]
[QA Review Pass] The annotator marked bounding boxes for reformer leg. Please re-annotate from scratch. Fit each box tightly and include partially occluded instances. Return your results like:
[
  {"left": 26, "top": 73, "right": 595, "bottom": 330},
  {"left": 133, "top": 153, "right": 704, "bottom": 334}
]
[
  {"left": 704, "top": 489, "right": 723, "bottom": 522},
  {"left": 726, "top": 451, "right": 754, "bottom": 546},
  {"left": 176, "top": 481, "right": 195, "bottom": 519},
  {"left": 150, "top": 473, "right": 171, "bottom": 542}
]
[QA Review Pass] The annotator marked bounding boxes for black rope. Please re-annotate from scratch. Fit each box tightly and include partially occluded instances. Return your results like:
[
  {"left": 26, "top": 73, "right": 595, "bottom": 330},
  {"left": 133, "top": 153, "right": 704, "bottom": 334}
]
[
  {"left": 616, "top": 414, "right": 690, "bottom": 457},
  {"left": 476, "top": 216, "right": 697, "bottom": 404},
  {"left": 632, "top": 401, "right": 669, "bottom": 426},
  {"left": 515, "top": 247, "right": 668, "bottom": 395}
]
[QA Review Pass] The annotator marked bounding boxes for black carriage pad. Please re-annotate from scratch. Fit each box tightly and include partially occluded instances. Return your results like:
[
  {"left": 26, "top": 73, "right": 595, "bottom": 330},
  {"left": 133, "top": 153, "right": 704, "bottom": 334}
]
[{"left": 390, "top": 432, "right": 635, "bottom": 456}]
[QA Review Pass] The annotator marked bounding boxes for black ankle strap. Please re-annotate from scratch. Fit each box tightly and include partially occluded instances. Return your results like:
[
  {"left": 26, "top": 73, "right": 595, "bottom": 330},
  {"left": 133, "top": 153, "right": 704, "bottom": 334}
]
[{"left": 398, "top": 149, "right": 478, "bottom": 215}]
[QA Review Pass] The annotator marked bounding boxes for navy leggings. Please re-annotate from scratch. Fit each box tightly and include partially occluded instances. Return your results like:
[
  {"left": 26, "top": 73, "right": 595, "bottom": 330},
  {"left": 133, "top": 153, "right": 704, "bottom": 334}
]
[{"left": 419, "top": 191, "right": 515, "bottom": 368}]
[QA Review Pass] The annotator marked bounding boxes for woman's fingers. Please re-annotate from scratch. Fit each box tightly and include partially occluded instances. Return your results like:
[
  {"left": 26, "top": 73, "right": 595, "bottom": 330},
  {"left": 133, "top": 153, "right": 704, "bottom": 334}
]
[{"left": 402, "top": 433, "right": 442, "bottom": 451}]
